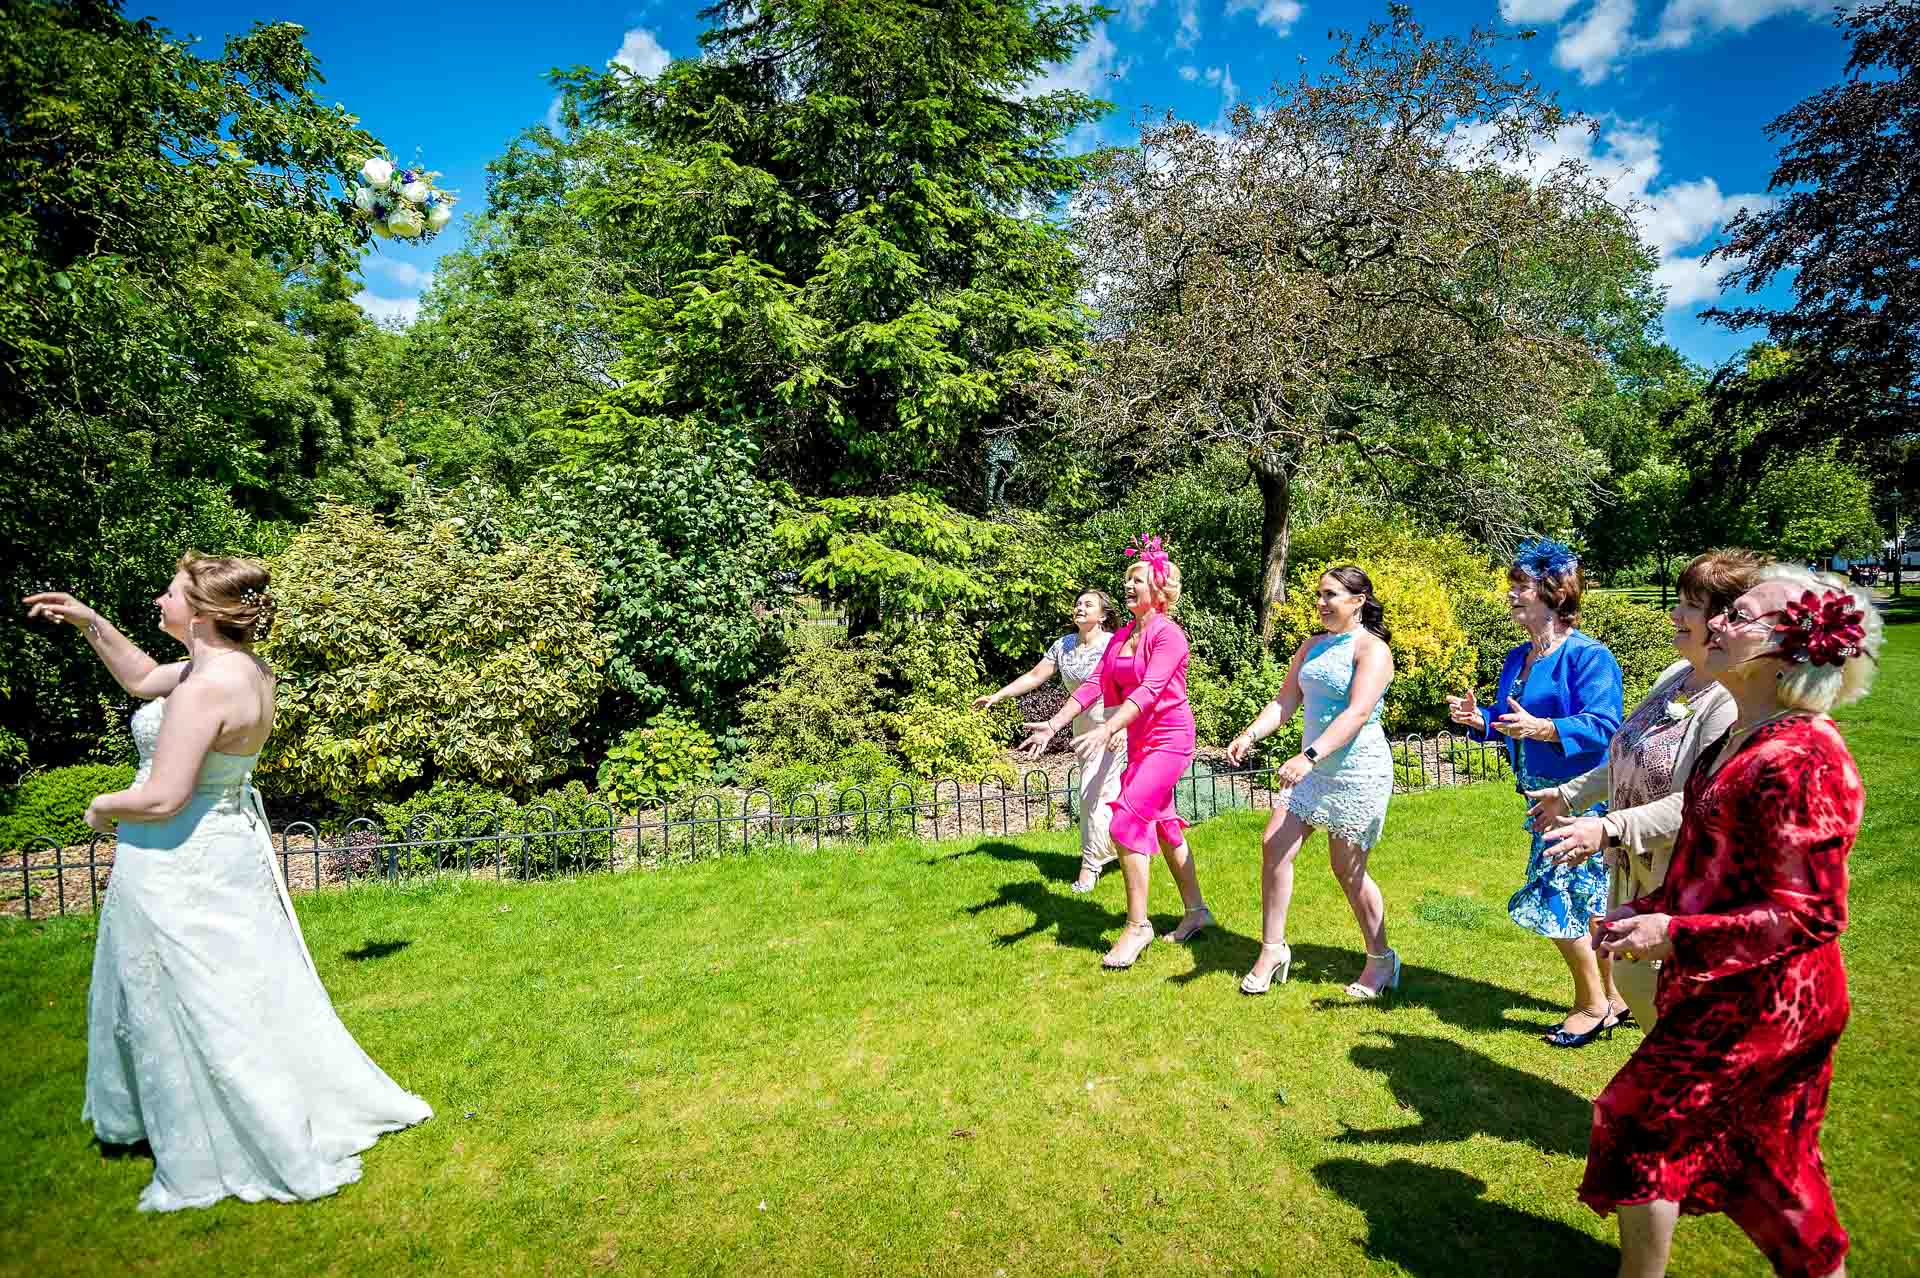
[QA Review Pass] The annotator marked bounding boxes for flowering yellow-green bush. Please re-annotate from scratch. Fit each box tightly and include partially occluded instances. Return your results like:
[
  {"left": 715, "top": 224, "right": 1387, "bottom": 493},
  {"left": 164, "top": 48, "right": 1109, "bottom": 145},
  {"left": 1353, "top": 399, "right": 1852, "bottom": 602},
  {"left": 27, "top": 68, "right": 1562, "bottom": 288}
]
[{"left": 258, "top": 493, "right": 609, "bottom": 803}]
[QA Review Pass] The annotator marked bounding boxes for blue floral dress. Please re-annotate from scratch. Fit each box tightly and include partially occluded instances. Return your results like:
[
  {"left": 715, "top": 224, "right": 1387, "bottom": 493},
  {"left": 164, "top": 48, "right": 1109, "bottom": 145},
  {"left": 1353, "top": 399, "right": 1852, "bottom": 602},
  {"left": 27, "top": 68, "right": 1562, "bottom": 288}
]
[{"left": 1507, "top": 661, "right": 1610, "bottom": 938}]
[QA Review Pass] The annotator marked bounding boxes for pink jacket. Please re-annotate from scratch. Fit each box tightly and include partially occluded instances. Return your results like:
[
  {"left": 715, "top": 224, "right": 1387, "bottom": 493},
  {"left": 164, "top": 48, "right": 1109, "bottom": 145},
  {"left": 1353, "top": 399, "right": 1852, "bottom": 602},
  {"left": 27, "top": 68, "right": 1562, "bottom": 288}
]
[{"left": 1071, "top": 616, "right": 1194, "bottom": 742}]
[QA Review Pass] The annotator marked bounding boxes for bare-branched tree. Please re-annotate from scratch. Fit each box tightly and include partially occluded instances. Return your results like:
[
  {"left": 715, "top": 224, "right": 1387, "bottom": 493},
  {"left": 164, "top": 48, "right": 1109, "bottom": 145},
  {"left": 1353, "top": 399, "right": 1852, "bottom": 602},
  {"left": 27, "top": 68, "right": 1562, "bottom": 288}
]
[{"left": 1056, "top": 9, "right": 1651, "bottom": 639}]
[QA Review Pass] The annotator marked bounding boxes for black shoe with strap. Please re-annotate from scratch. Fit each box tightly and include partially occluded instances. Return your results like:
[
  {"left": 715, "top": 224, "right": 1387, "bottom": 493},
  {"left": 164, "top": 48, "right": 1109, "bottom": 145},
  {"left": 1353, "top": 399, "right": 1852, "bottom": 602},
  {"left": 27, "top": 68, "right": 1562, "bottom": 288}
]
[{"left": 1544, "top": 1008, "right": 1617, "bottom": 1049}]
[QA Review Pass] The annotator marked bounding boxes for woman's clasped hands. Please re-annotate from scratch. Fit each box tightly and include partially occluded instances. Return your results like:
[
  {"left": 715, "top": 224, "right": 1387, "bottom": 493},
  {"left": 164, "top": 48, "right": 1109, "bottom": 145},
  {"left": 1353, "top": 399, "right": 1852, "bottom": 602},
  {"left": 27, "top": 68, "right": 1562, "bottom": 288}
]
[{"left": 1590, "top": 904, "right": 1674, "bottom": 963}]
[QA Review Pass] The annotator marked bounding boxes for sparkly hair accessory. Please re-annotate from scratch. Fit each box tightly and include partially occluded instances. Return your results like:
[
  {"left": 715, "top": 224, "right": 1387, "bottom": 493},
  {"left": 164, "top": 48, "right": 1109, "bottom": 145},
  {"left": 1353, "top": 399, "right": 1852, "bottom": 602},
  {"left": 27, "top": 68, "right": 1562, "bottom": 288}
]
[
  {"left": 239, "top": 587, "right": 273, "bottom": 642},
  {"left": 1126, "top": 534, "right": 1170, "bottom": 585},
  {"left": 1771, "top": 589, "right": 1869, "bottom": 668},
  {"left": 1513, "top": 537, "right": 1578, "bottom": 579}
]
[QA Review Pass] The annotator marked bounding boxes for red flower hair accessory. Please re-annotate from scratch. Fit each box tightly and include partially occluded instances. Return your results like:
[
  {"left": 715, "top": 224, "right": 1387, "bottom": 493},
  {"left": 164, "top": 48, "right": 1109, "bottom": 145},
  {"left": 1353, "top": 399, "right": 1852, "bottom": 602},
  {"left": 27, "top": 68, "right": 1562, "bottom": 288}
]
[
  {"left": 1771, "top": 589, "right": 1868, "bottom": 668},
  {"left": 1126, "top": 534, "right": 1170, "bottom": 585}
]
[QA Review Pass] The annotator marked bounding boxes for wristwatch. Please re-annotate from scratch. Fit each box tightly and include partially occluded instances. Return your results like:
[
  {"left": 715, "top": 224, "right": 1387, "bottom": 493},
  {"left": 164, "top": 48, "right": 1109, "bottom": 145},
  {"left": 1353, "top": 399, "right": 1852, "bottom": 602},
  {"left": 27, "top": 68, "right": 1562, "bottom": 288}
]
[{"left": 1303, "top": 746, "right": 1319, "bottom": 763}]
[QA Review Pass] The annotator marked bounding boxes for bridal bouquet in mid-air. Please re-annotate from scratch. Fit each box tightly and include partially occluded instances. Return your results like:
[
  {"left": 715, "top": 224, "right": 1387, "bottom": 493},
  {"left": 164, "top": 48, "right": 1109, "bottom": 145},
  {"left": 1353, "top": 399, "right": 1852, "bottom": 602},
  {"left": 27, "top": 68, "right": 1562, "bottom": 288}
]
[{"left": 349, "top": 155, "right": 455, "bottom": 241}]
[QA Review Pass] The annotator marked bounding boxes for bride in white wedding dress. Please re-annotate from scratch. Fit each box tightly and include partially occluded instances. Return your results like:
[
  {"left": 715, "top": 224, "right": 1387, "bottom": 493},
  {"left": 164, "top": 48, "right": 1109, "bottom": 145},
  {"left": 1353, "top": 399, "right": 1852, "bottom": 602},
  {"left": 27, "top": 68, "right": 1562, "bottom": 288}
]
[{"left": 26, "top": 555, "right": 430, "bottom": 1212}]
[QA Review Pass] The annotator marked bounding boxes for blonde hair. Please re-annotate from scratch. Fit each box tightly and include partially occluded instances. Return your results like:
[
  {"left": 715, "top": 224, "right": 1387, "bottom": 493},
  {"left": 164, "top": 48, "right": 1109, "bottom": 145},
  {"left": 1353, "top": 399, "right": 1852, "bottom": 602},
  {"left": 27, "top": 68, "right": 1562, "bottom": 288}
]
[
  {"left": 1757, "top": 565, "right": 1882, "bottom": 713},
  {"left": 177, "top": 553, "right": 275, "bottom": 644},
  {"left": 1126, "top": 558, "right": 1182, "bottom": 614}
]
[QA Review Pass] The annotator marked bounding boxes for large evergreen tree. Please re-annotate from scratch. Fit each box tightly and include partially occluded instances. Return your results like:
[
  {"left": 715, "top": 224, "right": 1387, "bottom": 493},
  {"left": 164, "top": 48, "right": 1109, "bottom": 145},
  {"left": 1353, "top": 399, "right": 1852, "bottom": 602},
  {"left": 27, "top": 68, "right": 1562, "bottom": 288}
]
[{"left": 542, "top": 0, "right": 1109, "bottom": 497}]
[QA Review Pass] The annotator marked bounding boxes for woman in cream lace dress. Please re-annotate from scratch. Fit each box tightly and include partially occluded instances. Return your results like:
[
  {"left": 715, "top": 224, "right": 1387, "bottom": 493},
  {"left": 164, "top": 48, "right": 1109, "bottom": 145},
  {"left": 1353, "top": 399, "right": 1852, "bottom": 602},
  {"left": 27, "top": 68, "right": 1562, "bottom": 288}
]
[{"left": 26, "top": 555, "right": 429, "bottom": 1212}]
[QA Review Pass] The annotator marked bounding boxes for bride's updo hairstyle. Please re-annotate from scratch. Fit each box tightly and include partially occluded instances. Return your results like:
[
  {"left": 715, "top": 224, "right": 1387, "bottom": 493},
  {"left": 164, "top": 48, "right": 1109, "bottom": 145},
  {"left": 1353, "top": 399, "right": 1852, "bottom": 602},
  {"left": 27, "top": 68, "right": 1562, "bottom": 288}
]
[{"left": 177, "top": 553, "right": 276, "bottom": 644}]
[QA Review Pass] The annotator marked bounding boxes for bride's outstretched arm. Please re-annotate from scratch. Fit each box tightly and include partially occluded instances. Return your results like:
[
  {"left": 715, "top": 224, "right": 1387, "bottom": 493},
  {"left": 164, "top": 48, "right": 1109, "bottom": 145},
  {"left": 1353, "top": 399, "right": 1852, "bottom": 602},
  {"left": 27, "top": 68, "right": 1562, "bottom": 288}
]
[{"left": 24, "top": 591, "right": 185, "bottom": 700}]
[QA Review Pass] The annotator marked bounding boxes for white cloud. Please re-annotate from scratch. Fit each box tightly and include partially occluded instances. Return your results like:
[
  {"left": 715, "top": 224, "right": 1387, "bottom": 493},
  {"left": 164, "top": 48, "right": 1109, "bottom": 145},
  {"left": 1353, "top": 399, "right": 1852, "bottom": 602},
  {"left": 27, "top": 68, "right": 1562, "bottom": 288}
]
[
  {"left": 1226, "top": 0, "right": 1303, "bottom": 37},
  {"left": 610, "top": 27, "right": 670, "bottom": 80},
  {"left": 1203, "top": 63, "right": 1239, "bottom": 109},
  {"left": 1506, "top": 0, "right": 1836, "bottom": 81},
  {"left": 1499, "top": 0, "right": 1581, "bottom": 18},
  {"left": 355, "top": 291, "right": 421, "bottom": 328},
  {"left": 544, "top": 94, "right": 565, "bottom": 131},
  {"left": 1118, "top": 0, "right": 1158, "bottom": 27},
  {"left": 1178, "top": 64, "right": 1201, "bottom": 81},
  {"left": 1554, "top": 0, "right": 1637, "bottom": 85},
  {"left": 1026, "top": 25, "right": 1128, "bottom": 97},
  {"left": 1455, "top": 117, "right": 1770, "bottom": 309},
  {"left": 368, "top": 259, "right": 435, "bottom": 291},
  {"left": 1650, "top": 0, "right": 1829, "bottom": 49},
  {"left": 1175, "top": 0, "right": 1201, "bottom": 49}
]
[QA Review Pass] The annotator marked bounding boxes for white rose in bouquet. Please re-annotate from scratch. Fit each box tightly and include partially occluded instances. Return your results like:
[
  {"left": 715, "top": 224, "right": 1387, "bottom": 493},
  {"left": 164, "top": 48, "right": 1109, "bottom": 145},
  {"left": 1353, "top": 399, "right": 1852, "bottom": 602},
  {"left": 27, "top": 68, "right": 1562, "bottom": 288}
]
[
  {"left": 360, "top": 156, "right": 394, "bottom": 189},
  {"left": 386, "top": 205, "right": 424, "bottom": 238},
  {"left": 399, "top": 179, "right": 431, "bottom": 205},
  {"left": 425, "top": 203, "right": 453, "bottom": 233},
  {"left": 352, "top": 185, "right": 376, "bottom": 213}
]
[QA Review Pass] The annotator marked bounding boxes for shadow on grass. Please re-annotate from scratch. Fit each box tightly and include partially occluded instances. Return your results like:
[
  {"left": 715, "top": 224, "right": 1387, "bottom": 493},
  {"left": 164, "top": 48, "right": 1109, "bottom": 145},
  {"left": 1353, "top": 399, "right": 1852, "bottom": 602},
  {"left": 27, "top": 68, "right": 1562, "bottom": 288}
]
[
  {"left": 1312, "top": 1156, "right": 1616, "bottom": 1277},
  {"left": 93, "top": 1137, "right": 152, "bottom": 1163},
  {"left": 1335, "top": 1031, "right": 1597, "bottom": 1156},
  {"left": 948, "top": 843, "right": 1572, "bottom": 1036},
  {"left": 343, "top": 939, "right": 411, "bottom": 962},
  {"left": 951, "top": 841, "right": 1264, "bottom": 956}
]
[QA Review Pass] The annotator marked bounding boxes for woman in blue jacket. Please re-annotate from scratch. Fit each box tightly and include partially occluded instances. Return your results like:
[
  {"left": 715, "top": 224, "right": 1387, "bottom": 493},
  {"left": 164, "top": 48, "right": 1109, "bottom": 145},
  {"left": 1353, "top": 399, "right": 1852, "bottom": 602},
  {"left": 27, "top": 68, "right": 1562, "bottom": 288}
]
[{"left": 1448, "top": 539, "right": 1625, "bottom": 1048}]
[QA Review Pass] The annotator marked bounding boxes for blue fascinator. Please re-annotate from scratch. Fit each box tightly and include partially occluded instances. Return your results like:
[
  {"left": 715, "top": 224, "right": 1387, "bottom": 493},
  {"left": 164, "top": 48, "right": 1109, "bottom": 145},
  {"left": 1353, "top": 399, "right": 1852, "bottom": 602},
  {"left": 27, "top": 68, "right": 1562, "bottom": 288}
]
[{"left": 1513, "top": 537, "right": 1579, "bottom": 579}]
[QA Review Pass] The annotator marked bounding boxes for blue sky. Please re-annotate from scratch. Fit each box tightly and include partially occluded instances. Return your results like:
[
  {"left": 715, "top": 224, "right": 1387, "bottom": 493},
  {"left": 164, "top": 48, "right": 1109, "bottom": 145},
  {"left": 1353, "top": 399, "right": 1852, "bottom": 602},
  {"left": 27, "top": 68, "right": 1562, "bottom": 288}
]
[{"left": 142, "top": 0, "right": 1857, "bottom": 370}]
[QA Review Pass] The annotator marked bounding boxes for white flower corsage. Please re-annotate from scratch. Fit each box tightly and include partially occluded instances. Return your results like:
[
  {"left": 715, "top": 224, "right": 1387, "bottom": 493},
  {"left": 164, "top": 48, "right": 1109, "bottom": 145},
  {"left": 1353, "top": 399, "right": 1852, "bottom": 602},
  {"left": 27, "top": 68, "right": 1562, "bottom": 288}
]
[{"left": 1664, "top": 696, "right": 1693, "bottom": 722}]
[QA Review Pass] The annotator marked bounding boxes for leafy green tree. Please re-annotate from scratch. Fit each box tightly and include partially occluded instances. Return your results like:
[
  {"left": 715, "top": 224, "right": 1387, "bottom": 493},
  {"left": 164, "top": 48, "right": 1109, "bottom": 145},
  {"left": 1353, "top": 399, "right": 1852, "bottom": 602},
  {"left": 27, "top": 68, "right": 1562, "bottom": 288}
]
[
  {"left": 1748, "top": 446, "right": 1883, "bottom": 563},
  {"left": 1587, "top": 460, "right": 1696, "bottom": 605},
  {"left": 374, "top": 126, "right": 650, "bottom": 490},
  {"left": 1, "top": 0, "right": 387, "bottom": 762},
  {"left": 772, "top": 492, "right": 1100, "bottom": 672},
  {"left": 526, "top": 427, "right": 784, "bottom": 723},
  {"left": 542, "top": 0, "right": 1105, "bottom": 494}
]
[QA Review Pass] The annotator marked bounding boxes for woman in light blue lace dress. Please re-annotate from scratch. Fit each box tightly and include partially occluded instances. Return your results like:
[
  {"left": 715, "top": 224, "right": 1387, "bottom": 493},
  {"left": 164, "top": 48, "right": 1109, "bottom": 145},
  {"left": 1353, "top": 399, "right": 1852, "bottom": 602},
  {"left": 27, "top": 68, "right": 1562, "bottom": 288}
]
[
  {"left": 26, "top": 556, "right": 429, "bottom": 1212},
  {"left": 1226, "top": 567, "right": 1398, "bottom": 998}
]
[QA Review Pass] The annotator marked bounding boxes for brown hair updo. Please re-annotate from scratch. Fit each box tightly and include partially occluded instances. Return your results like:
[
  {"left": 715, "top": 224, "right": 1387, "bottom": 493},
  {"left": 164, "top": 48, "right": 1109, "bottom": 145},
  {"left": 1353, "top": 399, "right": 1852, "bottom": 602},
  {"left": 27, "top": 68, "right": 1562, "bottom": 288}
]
[
  {"left": 177, "top": 553, "right": 275, "bottom": 643},
  {"left": 1676, "top": 547, "right": 1771, "bottom": 619}
]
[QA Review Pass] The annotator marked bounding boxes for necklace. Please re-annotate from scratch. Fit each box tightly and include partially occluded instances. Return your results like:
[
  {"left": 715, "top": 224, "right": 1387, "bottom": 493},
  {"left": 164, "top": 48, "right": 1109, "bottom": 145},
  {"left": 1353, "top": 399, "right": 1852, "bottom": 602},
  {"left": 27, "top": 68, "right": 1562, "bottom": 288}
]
[
  {"left": 1529, "top": 627, "right": 1565, "bottom": 659},
  {"left": 1726, "top": 709, "right": 1800, "bottom": 746}
]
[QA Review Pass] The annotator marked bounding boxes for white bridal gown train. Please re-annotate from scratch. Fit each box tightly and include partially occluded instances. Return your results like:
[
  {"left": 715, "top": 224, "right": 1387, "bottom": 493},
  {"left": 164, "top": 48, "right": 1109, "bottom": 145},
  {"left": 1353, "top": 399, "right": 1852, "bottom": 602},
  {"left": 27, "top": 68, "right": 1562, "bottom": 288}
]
[{"left": 83, "top": 697, "right": 431, "bottom": 1211}]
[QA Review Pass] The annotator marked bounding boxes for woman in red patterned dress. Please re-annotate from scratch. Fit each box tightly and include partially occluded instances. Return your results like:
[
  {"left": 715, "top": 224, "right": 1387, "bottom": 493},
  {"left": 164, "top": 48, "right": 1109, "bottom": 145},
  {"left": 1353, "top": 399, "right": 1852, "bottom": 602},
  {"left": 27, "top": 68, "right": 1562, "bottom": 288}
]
[{"left": 1579, "top": 566, "right": 1882, "bottom": 1278}]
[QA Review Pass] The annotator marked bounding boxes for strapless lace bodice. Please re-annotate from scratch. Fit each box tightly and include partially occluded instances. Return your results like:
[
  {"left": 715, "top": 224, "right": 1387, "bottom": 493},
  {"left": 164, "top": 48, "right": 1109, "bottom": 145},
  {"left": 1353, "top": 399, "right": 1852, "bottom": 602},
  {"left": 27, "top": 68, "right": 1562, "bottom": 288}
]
[{"left": 131, "top": 697, "right": 259, "bottom": 791}]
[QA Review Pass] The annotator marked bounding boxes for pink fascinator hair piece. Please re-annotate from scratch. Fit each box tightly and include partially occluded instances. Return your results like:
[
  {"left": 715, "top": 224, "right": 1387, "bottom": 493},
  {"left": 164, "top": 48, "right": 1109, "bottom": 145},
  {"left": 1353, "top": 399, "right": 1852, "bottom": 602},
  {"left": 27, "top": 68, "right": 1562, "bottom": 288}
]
[{"left": 1126, "top": 534, "right": 1170, "bottom": 585}]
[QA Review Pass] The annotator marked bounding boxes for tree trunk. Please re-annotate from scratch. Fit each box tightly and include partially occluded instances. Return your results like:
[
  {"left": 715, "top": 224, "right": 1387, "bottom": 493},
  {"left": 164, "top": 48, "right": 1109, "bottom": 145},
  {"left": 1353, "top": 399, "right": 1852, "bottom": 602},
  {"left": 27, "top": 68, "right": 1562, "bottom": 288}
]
[{"left": 1254, "top": 461, "right": 1295, "bottom": 645}]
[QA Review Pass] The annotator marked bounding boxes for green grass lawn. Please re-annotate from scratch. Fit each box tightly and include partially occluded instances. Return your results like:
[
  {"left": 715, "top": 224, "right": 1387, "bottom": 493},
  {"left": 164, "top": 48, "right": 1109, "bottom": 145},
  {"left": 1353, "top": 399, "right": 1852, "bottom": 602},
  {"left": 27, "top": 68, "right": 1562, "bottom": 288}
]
[{"left": 3, "top": 607, "right": 1916, "bottom": 1276}]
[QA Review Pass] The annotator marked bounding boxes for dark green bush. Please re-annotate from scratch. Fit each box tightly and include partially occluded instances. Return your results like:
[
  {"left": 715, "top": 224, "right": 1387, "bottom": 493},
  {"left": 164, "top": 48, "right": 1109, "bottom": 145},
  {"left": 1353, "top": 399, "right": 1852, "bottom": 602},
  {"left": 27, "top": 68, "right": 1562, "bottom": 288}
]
[{"left": 0, "top": 764, "right": 137, "bottom": 849}]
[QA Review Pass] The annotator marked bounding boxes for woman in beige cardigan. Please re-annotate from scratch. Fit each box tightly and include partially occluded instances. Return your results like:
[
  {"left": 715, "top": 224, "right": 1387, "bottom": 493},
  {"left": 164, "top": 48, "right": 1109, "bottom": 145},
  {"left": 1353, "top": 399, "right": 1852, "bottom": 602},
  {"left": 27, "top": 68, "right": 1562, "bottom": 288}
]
[{"left": 1525, "top": 549, "right": 1767, "bottom": 1029}]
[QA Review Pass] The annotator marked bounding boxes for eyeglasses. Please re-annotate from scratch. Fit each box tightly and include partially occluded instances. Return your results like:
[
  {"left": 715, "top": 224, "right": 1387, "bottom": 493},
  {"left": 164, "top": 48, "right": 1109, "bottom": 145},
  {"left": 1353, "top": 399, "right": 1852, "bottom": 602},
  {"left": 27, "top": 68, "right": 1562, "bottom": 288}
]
[{"left": 1716, "top": 604, "right": 1782, "bottom": 631}]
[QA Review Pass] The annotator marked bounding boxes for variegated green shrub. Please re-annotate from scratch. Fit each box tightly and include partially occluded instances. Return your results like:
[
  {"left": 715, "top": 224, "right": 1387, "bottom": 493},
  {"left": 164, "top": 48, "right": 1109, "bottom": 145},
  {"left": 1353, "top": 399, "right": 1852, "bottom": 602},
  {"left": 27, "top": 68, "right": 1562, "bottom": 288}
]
[{"left": 258, "top": 491, "right": 609, "bottom": 802}]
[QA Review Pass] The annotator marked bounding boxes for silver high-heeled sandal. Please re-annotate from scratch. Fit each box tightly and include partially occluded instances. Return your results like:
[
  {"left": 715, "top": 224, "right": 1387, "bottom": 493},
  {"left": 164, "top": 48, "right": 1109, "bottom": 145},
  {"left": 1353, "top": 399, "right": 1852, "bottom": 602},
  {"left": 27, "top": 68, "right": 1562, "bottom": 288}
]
[
  {"left": 1240, "top": 941, "right": 1292, "bottom": 995},
  {"left": 1102, "top": 921, "right": 1155, "bottom": 969},
  {"left": 1166, "top": 905, "right": 1213, "bottom": 943},
  {"left": 1345, "top": 948, "right": 1401, "bottom": 1000}
]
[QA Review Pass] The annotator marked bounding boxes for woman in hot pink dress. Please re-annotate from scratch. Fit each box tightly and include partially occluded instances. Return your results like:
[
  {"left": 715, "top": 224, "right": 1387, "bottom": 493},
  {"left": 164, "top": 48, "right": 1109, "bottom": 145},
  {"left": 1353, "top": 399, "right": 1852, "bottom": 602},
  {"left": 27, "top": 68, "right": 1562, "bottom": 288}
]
[{"left": 1020, "top": 537, "right": 1210, "bottom": 969}]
